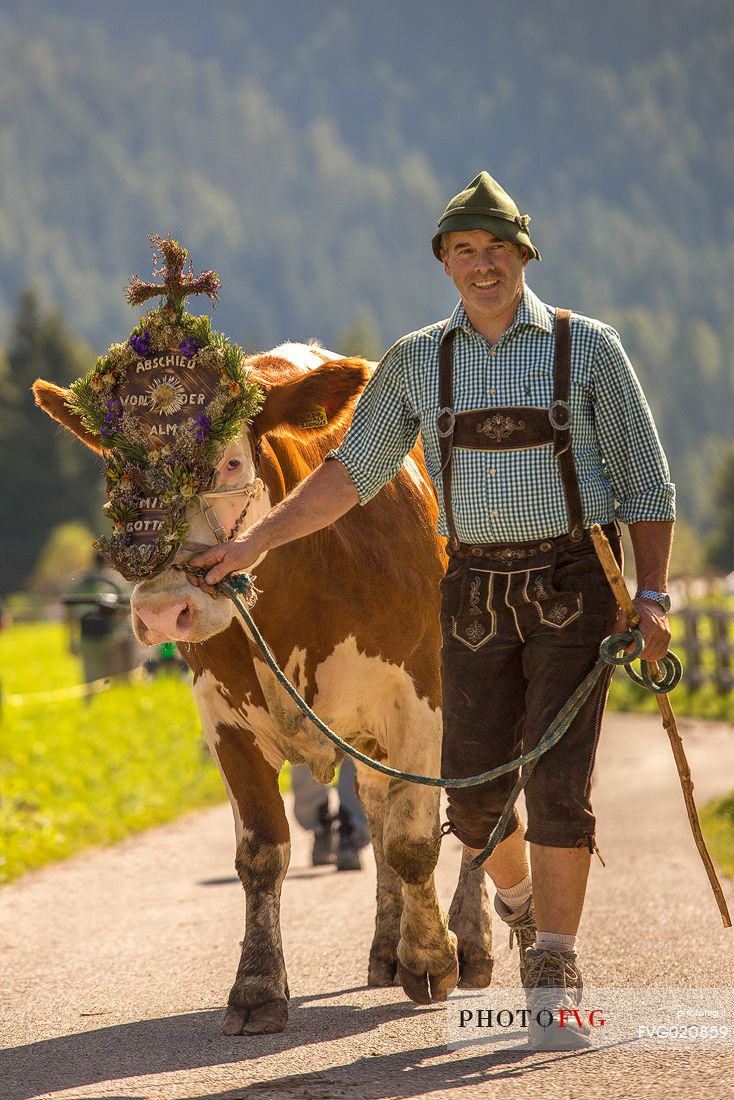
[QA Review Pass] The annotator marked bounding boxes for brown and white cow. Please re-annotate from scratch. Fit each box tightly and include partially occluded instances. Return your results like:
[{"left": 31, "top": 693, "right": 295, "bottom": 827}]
[{"left": 34, "top": 342, "right": 492, "bottom": 1036}]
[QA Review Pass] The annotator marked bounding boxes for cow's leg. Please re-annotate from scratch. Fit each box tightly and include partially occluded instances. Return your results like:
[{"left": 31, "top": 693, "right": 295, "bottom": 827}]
[
  {"left": 204, "top": 719, "right": 291, "bottom": 1035},
  {"left": 384, "top": 778, "right": 458, "bottom": 1003},
  {"left": 382, "top": 699, "right": 459, "bottom": 1004},
  {"left": 354, "top": 762, "right": 404, "bottom": 986},
  {"left": 448, "top": 846, "right": 494, "bottom": 988}
]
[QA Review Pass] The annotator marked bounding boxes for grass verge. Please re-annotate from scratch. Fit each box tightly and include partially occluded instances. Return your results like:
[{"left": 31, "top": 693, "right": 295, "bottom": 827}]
[
  {"left": 608, "top": 673, "right": 734, "bottom": 721},
  {"left": 0, "top": 622, "right": 226, "bottom": 883},
  {"left": 700, "top": 797, "right": 734, "bottom": 880}
]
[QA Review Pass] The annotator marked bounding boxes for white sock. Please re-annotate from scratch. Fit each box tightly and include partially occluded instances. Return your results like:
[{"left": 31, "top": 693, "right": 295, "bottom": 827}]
[
  {"left": 496, "top": 874, "right": 532, "bottom": 911},
  {"left": 536, "top": 931, "right": 577, "bottom": 951}
]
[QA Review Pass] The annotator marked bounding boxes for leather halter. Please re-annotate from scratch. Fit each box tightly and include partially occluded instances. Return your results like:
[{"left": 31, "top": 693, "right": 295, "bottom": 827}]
[
  {"left": 177, "top": 478, "right": 265, "bottom": 560},
  {"left": 129, "top": 442, "right": 267, "bottom": 582},
  {"left": 179, "top": 439, "right": 266, "bottom": 557},
  {"left": 190, "top": 479, "right": 265, "bottom": 542}
]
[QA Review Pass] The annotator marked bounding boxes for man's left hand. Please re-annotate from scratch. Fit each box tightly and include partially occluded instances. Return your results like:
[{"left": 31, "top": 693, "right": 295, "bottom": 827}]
[{"left": 613, "top": 599, "right": 671, "bottom": 663}]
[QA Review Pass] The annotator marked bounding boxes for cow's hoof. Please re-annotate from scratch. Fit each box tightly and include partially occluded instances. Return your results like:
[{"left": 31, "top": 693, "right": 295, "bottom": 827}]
[
  {"left": 458, "top": 955, "right": 494, "bottom": 989},
  {"left": 368, "top": 954, "right": 398, "bottom": 987},
  {"left": 396, "top": 959, "right": 459, "bottom": 1004},
  {"left": 397, "top": 961, "right": 431, "bottom": 1005},
  {"left": 243, "top": 998, "right": 289, "bottom": 1034},
  {"left": 223, "top": 1004, "right": 248, "bottom": 1035},
  {"left": 222, "top": 997, "right": 288, "bottom": 1036},
  {"left": 428, "top": 960, "right": 460, "bottom": 1002}
]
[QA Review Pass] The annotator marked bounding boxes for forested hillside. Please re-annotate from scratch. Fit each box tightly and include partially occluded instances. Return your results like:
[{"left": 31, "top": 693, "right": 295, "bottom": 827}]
[{"left": 1, "top": 0, "right": 732, "bottom": 589}]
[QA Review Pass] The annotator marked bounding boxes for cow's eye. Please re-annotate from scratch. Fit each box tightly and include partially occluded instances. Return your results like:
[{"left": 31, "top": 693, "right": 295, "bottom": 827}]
[{"left": 227, "top": 458, "right": 241, "bottom": 470}]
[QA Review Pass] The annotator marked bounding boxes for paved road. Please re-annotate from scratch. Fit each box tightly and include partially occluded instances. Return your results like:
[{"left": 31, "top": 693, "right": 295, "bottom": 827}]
[{"left": 2, "top": 713, "right": 734, "bottom": 1100}]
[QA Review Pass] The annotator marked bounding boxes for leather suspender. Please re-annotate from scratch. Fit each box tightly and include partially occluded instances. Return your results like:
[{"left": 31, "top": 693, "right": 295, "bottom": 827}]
[
  {"left": 437, "top": 328, "right": 460, "bottom": 549},
  {"left": 437, "top": 309, "right": 584, "bottom": 548},
  {"left": 552, "top": 309, "right": 584, "bottom": 541}
]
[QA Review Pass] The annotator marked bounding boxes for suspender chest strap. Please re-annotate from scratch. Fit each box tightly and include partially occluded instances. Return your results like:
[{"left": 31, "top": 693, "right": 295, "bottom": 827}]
[
  {"left": 552, "top": 309, "right": 584, "bottom": 542},
  {"left": 436, "top": 308, "right": 585, "bottom": 550}
]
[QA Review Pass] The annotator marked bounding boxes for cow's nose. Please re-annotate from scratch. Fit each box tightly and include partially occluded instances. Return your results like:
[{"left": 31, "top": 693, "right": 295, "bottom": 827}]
[{"left": 133, "top": 599, "right": 193, "bottom": 644}]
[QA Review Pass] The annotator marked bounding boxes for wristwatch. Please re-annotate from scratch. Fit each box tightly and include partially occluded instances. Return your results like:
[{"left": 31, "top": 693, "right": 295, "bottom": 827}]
[{"left": 636, "top": 589, "right": 671, "bottom": 613}]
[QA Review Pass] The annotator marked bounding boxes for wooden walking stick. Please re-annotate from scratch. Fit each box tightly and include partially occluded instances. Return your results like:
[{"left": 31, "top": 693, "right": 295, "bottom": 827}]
[{"left": 590, "top": 523, "right": 732, "bottom": 928}]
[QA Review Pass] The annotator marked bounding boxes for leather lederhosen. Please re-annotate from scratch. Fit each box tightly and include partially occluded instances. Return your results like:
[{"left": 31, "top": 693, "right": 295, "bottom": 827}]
[{"left": 436, "top": 309, "right": 584, "bottom": 550}]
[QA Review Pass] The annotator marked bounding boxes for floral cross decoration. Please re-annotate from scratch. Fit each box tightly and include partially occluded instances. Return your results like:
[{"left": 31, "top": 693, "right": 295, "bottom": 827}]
[{"left": 65, "top": 235, "right": 263, "bottom": 579}]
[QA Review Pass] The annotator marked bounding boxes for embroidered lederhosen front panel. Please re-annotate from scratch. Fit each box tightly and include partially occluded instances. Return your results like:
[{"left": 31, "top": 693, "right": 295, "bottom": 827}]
[
  {"left": 520, "top": 565, "right": 583, "bottom": 631},
  {"left": 451, "top": 567, "right": 497, "bottom": 650},
  {"left": 447, "top": 560, "right": 583, "bottom": 650}
]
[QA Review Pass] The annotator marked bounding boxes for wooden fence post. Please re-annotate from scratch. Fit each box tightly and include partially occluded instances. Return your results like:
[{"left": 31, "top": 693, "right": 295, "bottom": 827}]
[
  {"left": 711, "top": 610, "right": 734, "bottom": 694},
  {"left": 676, "top": 607, "right": 733, "bottom": 693}
]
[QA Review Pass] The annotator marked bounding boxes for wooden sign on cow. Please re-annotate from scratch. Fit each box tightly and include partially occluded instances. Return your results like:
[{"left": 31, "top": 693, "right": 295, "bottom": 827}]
[
  {"left": 113, "top": 352, "right": 222, "bottom": 556},
  {"left": 120, "top": 351, "right": 222, "bottom": 439}
]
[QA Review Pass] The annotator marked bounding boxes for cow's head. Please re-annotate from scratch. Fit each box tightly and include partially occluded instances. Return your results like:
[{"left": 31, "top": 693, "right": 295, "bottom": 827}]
[
  {"left": 35, "top": 344, "right": 370, "bottom": 645},
  {"left": 35, "top": 236, "right": 371, "bottom": 647}
]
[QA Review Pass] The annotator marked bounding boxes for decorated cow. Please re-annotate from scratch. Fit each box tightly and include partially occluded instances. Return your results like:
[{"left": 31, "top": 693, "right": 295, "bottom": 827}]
[{"left": 34, "top": 237, "right": 492, "bottom": 1035}]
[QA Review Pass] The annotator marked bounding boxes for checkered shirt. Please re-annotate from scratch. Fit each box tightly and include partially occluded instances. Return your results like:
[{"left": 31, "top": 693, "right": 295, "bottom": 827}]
[{"left": 328, "top": 286, "right": 675, "bottom": 543}]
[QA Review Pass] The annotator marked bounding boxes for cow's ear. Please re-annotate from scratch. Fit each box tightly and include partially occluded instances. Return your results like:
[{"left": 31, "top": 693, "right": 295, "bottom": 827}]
[
  {"left": 33, "top": 380, "right": 104, "bottom": 453},
  {"left": 253, "top": 358, "right": 371, "bottom": 438}
]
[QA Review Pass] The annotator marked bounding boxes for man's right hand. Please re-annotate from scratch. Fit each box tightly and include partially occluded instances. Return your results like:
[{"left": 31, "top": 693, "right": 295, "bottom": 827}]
[
  {"left": 185, "top": 535, "right": 259, "bottom": 597},
  {"left": 612, "top": 601, "right": 671, "bottom": 663}
]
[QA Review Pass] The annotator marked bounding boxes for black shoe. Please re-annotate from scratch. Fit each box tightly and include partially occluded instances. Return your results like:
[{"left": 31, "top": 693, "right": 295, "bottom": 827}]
[
  {"left": 311, "top": 803, "right": 336, "bottom": 866},
  {"left": 336, "top": 806, "right": 364, "bottom": 872},
  {"left": 336, "top": 840, "right": 362, "bottom": 872}
]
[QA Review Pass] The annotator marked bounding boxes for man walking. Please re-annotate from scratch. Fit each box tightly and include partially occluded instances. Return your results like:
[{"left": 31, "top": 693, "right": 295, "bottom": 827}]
[
  {"left": 291, "top": 758, "right": 372, "bottom": 871},
  {"left": 188, "top": 172, "right": 674, "bottom": 1048}
]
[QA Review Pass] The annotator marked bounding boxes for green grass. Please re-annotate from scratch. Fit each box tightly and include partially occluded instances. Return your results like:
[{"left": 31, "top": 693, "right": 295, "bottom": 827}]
[
  {"left": 1, "top": 621, "right": 88, "bottom": 694},
  {"left": 0, "top": 622, "right": 226, "bottom": 883},
  {"left": 700, "top": 797, "right": 734, "bottom": 880}
]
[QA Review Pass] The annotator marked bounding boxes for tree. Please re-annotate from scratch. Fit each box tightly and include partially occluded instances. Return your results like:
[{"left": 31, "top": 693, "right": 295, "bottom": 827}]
[
  {"left": 705, "top": 443, "right": 734, "bottom": 574},
  {"left": 0, "top": 289, "right": 101, "bottom": 595},
  {"left": 27, "top": 521, "right": 96, "bottom": 598}
]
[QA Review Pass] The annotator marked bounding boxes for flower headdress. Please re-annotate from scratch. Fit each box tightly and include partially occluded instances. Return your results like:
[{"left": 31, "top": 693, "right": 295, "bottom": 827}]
[{"left": 66, "top": 235, "right": 263, "bottom": 579}]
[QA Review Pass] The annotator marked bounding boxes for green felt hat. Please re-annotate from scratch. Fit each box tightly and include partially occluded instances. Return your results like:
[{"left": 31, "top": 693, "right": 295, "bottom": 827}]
[{"left": 432, "top": 171, "right": 541, "bottom": 261}]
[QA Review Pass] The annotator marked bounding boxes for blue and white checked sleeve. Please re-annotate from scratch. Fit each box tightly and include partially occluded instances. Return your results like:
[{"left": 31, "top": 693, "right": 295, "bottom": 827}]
[
  {"left": 326, "top": 347, "right": 421, "bottom": 504},
  {"left": 592, "top": 327, "right": 676, "bottom": 524}
]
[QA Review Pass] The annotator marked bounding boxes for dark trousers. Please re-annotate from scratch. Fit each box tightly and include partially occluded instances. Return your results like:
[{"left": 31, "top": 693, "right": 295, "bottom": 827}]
[{"left": 440, "top": 527, "right": 620, "bottom": 851}]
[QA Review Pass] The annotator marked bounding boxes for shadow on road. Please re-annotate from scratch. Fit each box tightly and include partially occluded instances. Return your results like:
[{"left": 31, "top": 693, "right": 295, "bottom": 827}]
[
  {"left": 0, "top": 996, "right": 392, "bottom": 1100},
  {"left": 182, "top": 1047, "right": 593, "bottom": 1099},
  {"left": 0, "top": 992, "right": 594, "bottom": 1100}
]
